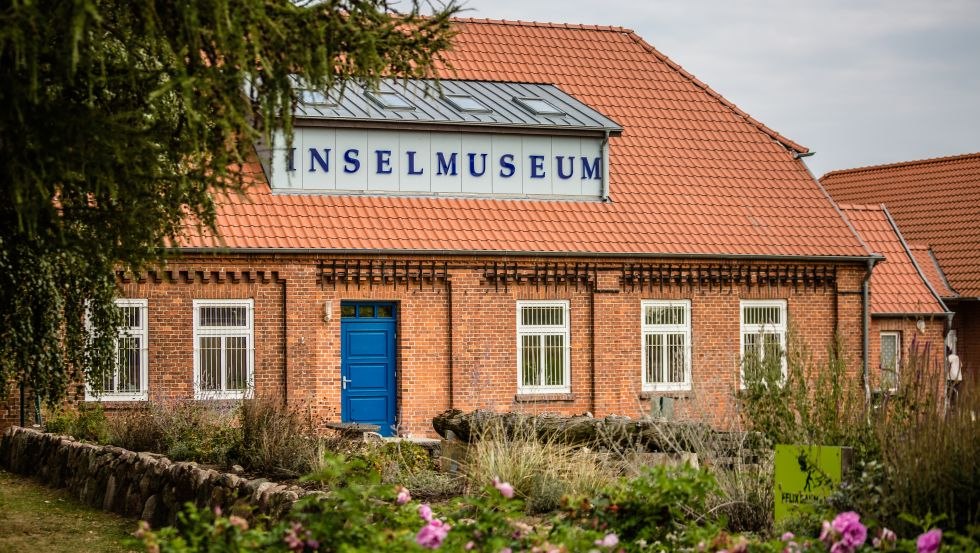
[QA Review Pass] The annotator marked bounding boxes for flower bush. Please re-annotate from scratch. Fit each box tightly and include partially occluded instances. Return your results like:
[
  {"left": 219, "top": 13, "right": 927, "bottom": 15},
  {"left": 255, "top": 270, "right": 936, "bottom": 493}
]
[{"left": 136, "top": 450, "right": 980, "bottom": 552}]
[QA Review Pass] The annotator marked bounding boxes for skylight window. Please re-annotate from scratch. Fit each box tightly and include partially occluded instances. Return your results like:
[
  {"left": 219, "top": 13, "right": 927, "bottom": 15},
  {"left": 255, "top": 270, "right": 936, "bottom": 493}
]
[
  {"left": 513, "top": 97, "right": 565, "bottom": 116},
  {"left": 443, "top": 94, "right": 491, "bottom": 113},
  {"left": 299, "top": 89, "right": 337, "bottom": 106},
  {"left": 366, "top": 90, "right": 415, "bottom": 110}
]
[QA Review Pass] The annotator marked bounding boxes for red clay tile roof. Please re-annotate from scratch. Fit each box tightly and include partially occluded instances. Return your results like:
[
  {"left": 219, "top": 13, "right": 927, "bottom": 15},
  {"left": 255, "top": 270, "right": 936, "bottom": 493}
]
[
  {"left": 184, "top": 19, "right": 871, "bottom": 260},
  {"left": 838, "top": 204, "right": 947, "bottom": 315},
  {"left": 908, "top": 244, "right": 957, "bottom": 299},
  {"left": 822, "top": 152, "right": 980, "bottom": 296}
]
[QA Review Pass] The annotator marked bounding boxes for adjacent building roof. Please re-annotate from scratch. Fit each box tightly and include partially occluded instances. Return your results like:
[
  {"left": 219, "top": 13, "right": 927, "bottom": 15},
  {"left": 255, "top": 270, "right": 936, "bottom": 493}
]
[
  {"left": 184, "top": 19, "right": 871, "bottom": 260},
  {"left": 838, "top": 204, "right": 948, "bottom": 315},
  {"left": 294, "top": 79, "right": 623, "bottom": 135},
  {"left": 908, "top": 244, "right": 957, "bottom": 299},
  {"left": 821, "top": 152, "right": 980, "bottom": 296}
]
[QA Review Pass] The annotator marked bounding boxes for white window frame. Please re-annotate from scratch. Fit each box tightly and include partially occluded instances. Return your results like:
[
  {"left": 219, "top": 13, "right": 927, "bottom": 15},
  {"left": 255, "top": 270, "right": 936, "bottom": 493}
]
[
  {"left": 86, "top": 299, "right": 149, "bottom": 402},
  {"left": 880, "top": 331, "right": 901, "bottom": 392},
  {"left": 641, "top": 300, "right": 692, "bottom": 392},
  {"left": 193, "top": 299, "right": 254, "bottom": 400},
  {"left": 739, "top": 299, "right": 788, "bottom": 388},
  {"left": 516, "top": 300, "right": 571, "bottom": 394}
]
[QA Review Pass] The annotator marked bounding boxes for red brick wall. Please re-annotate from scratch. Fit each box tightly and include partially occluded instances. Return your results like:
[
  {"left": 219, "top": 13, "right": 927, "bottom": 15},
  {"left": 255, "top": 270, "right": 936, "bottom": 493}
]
[
  {"left": 870, "top": 316, "right": 947, "bottom": 398},
  {"left": 0, "top": 254, "right": 870, "bottom": 437},
  {"left": 950, "top": 300, "right": 980, "bottom": 383}
]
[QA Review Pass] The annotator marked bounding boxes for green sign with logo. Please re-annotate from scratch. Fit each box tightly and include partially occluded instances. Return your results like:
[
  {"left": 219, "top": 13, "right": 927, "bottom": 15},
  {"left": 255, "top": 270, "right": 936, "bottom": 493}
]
[{"left": 774, "top": 444, "right": 851, "bottom": 523}]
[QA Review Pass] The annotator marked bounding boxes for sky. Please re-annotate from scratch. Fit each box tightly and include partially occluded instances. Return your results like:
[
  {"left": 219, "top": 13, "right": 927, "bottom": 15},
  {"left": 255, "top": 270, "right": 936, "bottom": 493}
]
[{"left": 454, "top": 0, "right": 980, "bottom": 177}]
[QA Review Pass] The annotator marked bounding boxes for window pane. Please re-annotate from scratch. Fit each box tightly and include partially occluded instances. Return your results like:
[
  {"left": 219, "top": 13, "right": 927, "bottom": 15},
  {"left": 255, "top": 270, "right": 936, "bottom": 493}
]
[
  {"left": 341, "top": 305, "right": 356, "bottom": 317},
  {"left": 544, "top": 334, "right": 565, "bottom": 386},
  {"left": 521, "top": 305, "right": 564, "bottom": 327},
  {"left": 667, "top": 333, "right": 685, "bottom": 383},
  {"left": 120, "top": 306, "right": 142, "bottom": 329},
  {"left": 358, "top": 305, "right": 375, "bottom": 318},
  {"left": 646, "top": 333, "right": 664, "bottom": 383},
  {"left": 763, "top": 332, "right": 782, "bottom": 361},
  {"left": 645, "top": 305, "right": 685, "bottom": 326},
  {"left": 743, "top": 306, "right": 781, "bottom": 326},
  {"left": 117, "top": 336, "right": 141, "bottom": 393},
  {"left": 200, "top": 306, "right": 247, "bottom": 327},
  {"left": 881, "top": 334, "right": 899, "bottom": 389},
  {"left": 376, "top": 305, "right": 393, "bottom": 318},
  {"left": 199, "top": 336, "right": 221, "bottom": 391},
  {"left": 521, "top": 334, "right": 541, "bottom": 386},
  {"left": 225, "top": 336, "right": 248, "bottom": 391}
]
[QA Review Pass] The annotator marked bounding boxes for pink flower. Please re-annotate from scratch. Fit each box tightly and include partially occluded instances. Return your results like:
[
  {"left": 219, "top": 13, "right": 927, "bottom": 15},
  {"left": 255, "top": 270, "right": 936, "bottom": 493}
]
[
  {"left": 820, "top": 521, "right": 835, "bottom": 544},
  {"left": 782, "top": 532, "right": 795, "bottom": 542},
  {"left": 396, "top": 486, "right": 412, "bottom": 505},
  {"left": 832, "top": 511, "right": 867, "bottom": 549},
  {"left": 418, "top": 503, "right": 434, "bottom": 522},
  {"left": 830, "top": 542, "right": 854, "bottom": 553},
  {"left": 493, "top": 476, "right": 515, "bottom": 499},
  {"left": 500, "top": 549, "right": 513, "bottom": 553},
  {"left": 228, "top": 515, "right": 249, "bottom": 531},
  {"left": 465, "top": 542, "right": 475, "bottom": 551},
  {"left": 916, "top": 529, "right": 942, "bottom": 553},
  {"left": 416, "top": 519, "right": 451, "bottom": 549},
  {"left": 594, "top": 533, "right": 620, "bottom": 547}
]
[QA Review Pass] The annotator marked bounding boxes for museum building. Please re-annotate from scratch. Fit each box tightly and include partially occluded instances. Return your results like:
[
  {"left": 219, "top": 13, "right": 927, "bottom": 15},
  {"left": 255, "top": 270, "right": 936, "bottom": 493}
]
[{"left": 3, "top": 19, "right": 951, "bottom": 436}]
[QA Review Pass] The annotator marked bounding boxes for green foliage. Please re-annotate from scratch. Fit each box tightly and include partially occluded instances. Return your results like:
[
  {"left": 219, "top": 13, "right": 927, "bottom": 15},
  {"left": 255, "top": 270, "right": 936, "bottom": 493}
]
[
  {"left": 44, "top": 403, "right": 109, "bottom": 442},
  {"left": 0, "top": 0, "right": 458, "bottom": 402},
  {"left": 561, "top": 463, "right": 718, "bottom": 548}
]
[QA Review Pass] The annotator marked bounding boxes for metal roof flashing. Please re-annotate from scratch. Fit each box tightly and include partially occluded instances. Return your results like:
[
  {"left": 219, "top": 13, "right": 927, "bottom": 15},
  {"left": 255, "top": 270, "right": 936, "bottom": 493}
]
[{"left": 294, "top": 78, "right": 623, "bottom": 136}]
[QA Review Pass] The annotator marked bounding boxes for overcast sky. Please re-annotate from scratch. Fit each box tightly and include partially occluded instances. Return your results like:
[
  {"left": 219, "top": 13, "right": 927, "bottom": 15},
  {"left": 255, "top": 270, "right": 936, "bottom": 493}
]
[{"left": 456, "top": 0, "right": 980, "bottom": 177}]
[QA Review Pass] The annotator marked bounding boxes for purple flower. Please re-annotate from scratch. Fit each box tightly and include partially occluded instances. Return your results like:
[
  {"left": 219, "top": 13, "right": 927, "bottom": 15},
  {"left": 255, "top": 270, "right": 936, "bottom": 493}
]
[
  {"left": 830, "top": 542, "right": 854, "bottom": 553},
  {"left": 493, "top": 476, "right": 515, "bottom": 499},
  {"left": 416, "top": 519, "right": 451, "bottom": 549},
  {"left": 916, "top": 529, "right": 942, "bottom": 553},
  {"left": 832, "top": 511, "right": 867, "bottom": 549},
  {"left": 594, "top": 533, "right": 619, "bottom": 547},
  {"left": 283, "top": 521, "right": 318, "bottom": 552},
  {"left": 396, "top": 486, "right": 412, "bottom": 505},
  {"left": 418, "top": 503, "right": 433, "bottom": 522}
]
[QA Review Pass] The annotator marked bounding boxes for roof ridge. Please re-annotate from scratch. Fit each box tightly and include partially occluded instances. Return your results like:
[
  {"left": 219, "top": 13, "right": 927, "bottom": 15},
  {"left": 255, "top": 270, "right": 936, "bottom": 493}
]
[
  {"left": 620, "top": 30, "right": 808, "bottom": 154},
  {"left": 452, "top": 17, "right": 632, "bottom": 34},
  {"left": 821, "top": 151, "right": 980, "bottom": 179}
]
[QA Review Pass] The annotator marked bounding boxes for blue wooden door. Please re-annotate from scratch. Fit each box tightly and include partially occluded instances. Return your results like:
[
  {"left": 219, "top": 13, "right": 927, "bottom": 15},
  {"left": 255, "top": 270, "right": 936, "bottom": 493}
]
[{"left": 340, "top": 302, "right": 397, "bottom": 436}]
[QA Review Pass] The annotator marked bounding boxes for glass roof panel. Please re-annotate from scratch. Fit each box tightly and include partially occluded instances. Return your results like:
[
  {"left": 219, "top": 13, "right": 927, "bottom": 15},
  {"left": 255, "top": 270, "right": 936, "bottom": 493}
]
[
  {"left": 443, "top": 94, "right": 491, "bottom": 113},
  {"left": 366, "top": 90, "right": 415, "bottom": 110},
  {"left": 300, "top": 89, "right": 337, "bottom": 106},
  {"left": 513, "top": 97, "right": 565, "bottom": 116}
]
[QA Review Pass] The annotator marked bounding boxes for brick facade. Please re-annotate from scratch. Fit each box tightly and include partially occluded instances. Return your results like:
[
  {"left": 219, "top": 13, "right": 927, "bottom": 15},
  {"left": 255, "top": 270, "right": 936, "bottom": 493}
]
[{"left": 3, "top": 254, "right": 863, "bottom": 438}]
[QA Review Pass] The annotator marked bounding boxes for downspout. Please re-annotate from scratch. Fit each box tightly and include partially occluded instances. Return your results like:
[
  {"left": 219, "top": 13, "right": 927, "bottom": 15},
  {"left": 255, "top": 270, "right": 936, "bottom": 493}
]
[
  {"left": 282, "top": 276, "right": 288, "bottom": 406},
  {"left": 861, "top": 259, "right": 874, "bottom": 410},
  {"left": 19, "top": 382, "right": 25, "bottom": 428},
  {"left": 589, "top": 285, "right": 597, "bottom": 415},
  {"left": 600, "top": 131, "right": 611, "bottom": 202},
  {"left": 447, "top": 280, "right": 454, "bottom": 410}
]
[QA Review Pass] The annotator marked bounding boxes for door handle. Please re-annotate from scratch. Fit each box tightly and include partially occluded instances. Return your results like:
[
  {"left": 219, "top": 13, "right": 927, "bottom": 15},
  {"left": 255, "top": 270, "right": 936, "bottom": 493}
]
[{"left": 342, "top": 376, "right": 352, "bottom": 390}]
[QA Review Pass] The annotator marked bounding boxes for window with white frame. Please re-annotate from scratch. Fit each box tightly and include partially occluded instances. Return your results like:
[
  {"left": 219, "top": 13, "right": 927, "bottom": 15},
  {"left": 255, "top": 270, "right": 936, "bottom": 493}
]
[
  {"left": 740, "top": 300, "right": 788, "bottom": 386},
  {"left": 87, "top": 299, "right": 149, "bottom": 401},
  {"left": 517, "top": 301, "right": 570, "bottom": 393},
  {"left": 193, "top": 299, "right": 254, "bottom": 400},
  {"left": 642, "top": 300, "right": 692, "bottom": 391},
  {"left": 880, "top": 331, "right": 901, "bottom": 391}
]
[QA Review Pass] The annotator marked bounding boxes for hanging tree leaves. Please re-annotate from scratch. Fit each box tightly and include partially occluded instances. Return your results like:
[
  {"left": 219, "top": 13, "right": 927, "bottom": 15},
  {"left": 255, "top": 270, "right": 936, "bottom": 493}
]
[{"left": 0, "top": 0, "right": 458, "bottom": 402}]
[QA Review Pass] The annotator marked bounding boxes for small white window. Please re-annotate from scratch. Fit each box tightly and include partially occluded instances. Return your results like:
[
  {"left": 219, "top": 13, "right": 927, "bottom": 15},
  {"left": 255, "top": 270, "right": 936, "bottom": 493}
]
[
  {"left": 443, "top": 94, "right": 491, "bottom": 113},
  {"left": 366, "top": 90, "right": 415, "bottom": 110},
  {"left": 517, "top": 301, "right": 570, "bottom": 394},
  {"left": 193, "top": 299, "right": 254, "bottom": 400},
  {"left": 299, "top": 89, "right": 338, "bottom": 106},
  {"left": 740, "top": 300, "right": 788, "bottom": 387},
  {"left": 513, "top": 97, "right": 565, "bottom": 116},
  {"left": 642, "top": 300, "right": 692, "bottom": 392},
  {"left": 880, "top": 331, "right": 901, "bottom": 391},
  {"left": 87, "top": 299, "right": 149, "bottom": 402}
]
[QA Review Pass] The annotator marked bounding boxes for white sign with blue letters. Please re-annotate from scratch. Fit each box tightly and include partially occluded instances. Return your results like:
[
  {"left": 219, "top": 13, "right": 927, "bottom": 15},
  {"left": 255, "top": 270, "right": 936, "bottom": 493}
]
[{"left": 268, "top": 128, "right": 605, "bottom": 198}]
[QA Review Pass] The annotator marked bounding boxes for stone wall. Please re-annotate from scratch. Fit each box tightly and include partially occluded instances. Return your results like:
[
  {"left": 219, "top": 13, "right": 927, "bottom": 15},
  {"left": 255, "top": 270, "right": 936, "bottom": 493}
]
[{"left": 0, "top": 427, "right": 312, "bottom": 527}]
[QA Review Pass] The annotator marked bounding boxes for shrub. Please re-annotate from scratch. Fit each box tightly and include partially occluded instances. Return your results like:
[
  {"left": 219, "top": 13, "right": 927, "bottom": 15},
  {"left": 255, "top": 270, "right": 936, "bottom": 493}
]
[
  {"left": 236, "top": 395, "right": 323, "bottom": 478},
  {"left": 463, "top": 419, "right": 614, "bottom": 513},
  {"left": 150, "top": 400, "right": 241, "bottom": 465},
  {"left": 105, "top": 405, "right": 166, "bottom": 452},
  {"left": 44, "top": 403, "right": 109, "bottom": 442}
]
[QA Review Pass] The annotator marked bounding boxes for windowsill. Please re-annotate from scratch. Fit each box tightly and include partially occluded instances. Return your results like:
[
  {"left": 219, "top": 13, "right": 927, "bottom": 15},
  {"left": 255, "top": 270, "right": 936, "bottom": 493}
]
[
  {"left": 639, "top": 389, "right": 693, "bottom": 400},
  {"left": 514, "top": 393, "right": 575, "bottom": 403},
  {"left": 194, "top": 391, "right": 252, "bottom": 401},
  {"left": 84, "top": 394, "right": 148, "bottom": 403}
]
